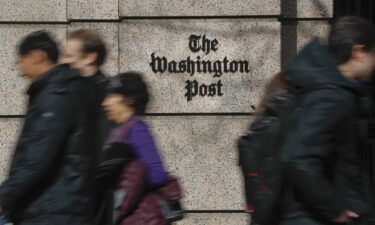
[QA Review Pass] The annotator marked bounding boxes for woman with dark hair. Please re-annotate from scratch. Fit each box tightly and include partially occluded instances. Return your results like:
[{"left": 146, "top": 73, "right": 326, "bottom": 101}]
[
  {"left": 100, "top": 72, "right": 182, "bottom": 225},
  {"left": 102, "top": 72, "right": 167, "bottom": 186}
]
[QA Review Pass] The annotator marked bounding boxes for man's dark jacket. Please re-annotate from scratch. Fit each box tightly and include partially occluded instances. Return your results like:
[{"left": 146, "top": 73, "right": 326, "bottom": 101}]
[
  {"left": 280, "top": 39, "right": 370, "bottom": 224},
  {"left": 77, "top": 70, "right": 110, "bottom": 167},
  {"left": 0, "top": 65, "right": 94, "bottom": 225},
  {"left": 76, "top": 70, "right": 114, "bottom": 224}
]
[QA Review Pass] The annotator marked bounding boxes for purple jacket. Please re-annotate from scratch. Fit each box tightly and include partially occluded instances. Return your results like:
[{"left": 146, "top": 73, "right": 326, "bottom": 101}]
[
  {"left": 107, "top": 116, "right": 167, "bottom": 185},
  {"left": 126, "top": 119, "right": 167, "bottom": 185}
]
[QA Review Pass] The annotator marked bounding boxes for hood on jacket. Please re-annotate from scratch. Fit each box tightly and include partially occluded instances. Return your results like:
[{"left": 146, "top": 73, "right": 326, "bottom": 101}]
[{"left": 285, "top": 39, "right": 362, "bottom": 92}]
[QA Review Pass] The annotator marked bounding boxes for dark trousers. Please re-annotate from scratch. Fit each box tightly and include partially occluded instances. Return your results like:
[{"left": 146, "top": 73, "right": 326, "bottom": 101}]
[{"left": 279, "top": 216, "right": 368, "bottom": 225}]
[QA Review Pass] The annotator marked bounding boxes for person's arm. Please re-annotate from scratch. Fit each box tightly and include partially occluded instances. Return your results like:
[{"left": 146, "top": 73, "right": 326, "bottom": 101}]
[
  {"left": 0, "top": 91, "right": 74, "bottom": 210},
  {"left": 127, "top": 122, "right": 167, "bottom": 185},
  {"left": 281, "top": 88, "right": 353, "bottom": 221}
]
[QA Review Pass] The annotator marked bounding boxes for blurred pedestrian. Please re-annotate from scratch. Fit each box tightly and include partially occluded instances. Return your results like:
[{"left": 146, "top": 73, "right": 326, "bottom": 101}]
[
  {"left": 280, "top": 16, "right": 375, "bottom": 225},
  {"left": 61, "top": 30, "right": 112, "bottom": 222},
  {"left": 61, "top": 29, "right": 110, "bottom": 163},
  {"left": 0, "top": 31, "right": 93, "bottom": 225},
  {"left": 96, "top": 72, "right": 183, "bottom": 225}
]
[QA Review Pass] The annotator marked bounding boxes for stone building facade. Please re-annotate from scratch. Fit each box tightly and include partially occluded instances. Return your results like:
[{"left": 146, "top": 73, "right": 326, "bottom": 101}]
[{"left": 0, "top": 1, "right": 333, "bottom": 224}]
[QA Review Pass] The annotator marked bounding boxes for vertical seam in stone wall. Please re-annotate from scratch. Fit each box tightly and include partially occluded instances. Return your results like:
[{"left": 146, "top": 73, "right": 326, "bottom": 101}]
[
  {"left": 117, "top": 22, "right": 120, "bottom": 74},
  {"left": 66, "top": 0, "right": 68, "bottom": 21},
  {"left": 65, "top": 24, "right": 68, "bottom": 53},
  {"left": 118, "top": 0, "right": 120, "bottom": 20},
  {"left": 281, "top": 0, "right": 298, "bottom": 70}
]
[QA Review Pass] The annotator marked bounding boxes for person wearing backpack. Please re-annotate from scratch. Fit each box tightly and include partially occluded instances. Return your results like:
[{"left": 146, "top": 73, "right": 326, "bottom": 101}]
[
  {"left": 238, "top": 16, "right": 375, "bottom": 225},
  {"left": 279, "top": 16, "right": 375, "bottom": 225},
  {"left": 95, "top": 72, "right": 183, "bottom": 225}
]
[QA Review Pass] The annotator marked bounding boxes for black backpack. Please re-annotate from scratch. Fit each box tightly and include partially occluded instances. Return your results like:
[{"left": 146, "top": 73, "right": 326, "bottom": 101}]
[
  {"left": 93, "top": 117, "right": 141, "bottom": 225},
  {"left": 238, "top": 85, "right": 338, "bottom": 225},
  {"left": 94, "top": 142, "right": 136, "bottom": 225}
]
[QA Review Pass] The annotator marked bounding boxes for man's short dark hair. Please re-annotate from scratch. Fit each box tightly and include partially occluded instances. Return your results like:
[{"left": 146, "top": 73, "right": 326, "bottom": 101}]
[
  {"left": 107, "top": 72, "right": 150, "bottom": 115},
  {"left": 68, "top": 29, "right": 107, "bottom": 67},
  {"left": 18, "top": 30, "right": 59, "bottom": 63},
  {"left": 328, "top": 16, "right": 375, "bottom": 64}
]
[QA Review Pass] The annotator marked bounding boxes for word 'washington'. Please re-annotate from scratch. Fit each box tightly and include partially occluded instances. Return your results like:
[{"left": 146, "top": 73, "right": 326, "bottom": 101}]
[
  {"left": 149, "top": 34, "right": 251, "bottom": 101},
  {"left": 150, "top": 53, "right": 250, "bottom": 78}
]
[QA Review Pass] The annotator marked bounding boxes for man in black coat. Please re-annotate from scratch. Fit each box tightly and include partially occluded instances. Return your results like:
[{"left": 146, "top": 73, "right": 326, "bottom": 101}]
[
  {"left": 280, "top": 16, "right": 375, "bottom": 225},
  {"left": 0, "top": 31, "right": 93, "bottom": 225},
  {"left": 61, "top": 29, "right": 112, "bottom": 222},
  {"left": 61, "top": 29, "right": 110, "bottom": 167}
]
